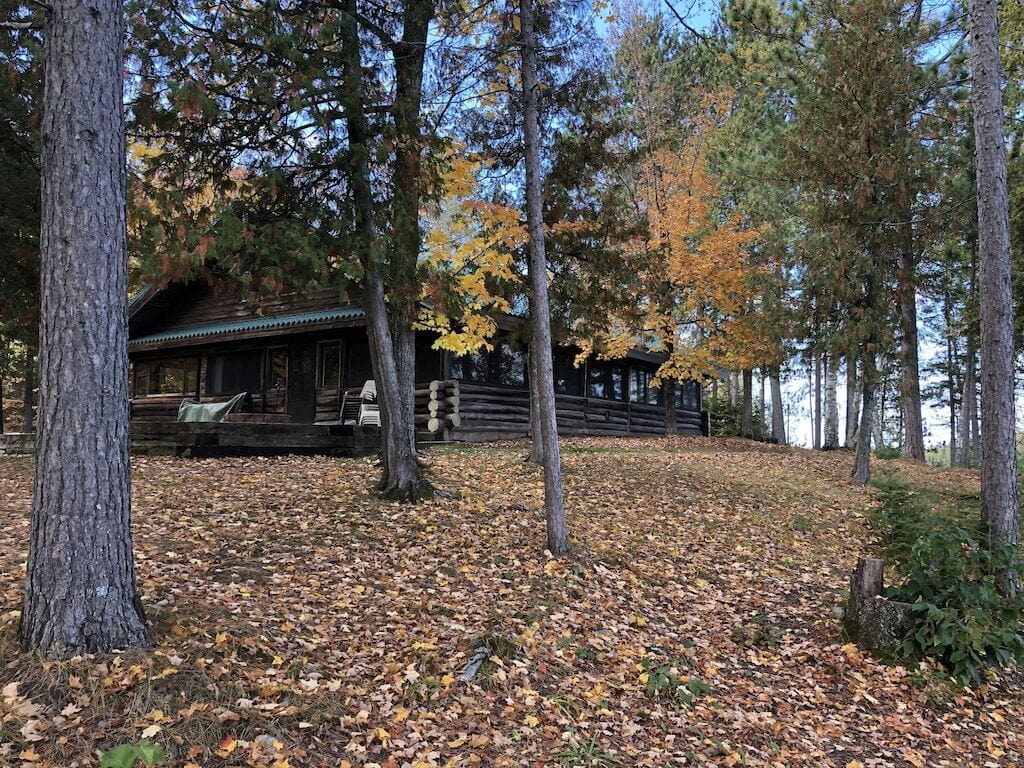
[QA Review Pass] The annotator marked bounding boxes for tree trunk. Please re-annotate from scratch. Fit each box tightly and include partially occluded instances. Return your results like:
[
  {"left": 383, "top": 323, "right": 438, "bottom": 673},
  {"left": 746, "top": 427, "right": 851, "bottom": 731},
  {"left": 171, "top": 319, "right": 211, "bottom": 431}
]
[
  {"left": 20, "top": 0, "right": 149, "bottom": 656},
  {"left": 959, "top": 339, "right": 977, "bottom": 468},
  {"left": 845, "top": 352, "right": 860, "bottom": 448},
  {"left": 521, "top": 0, "right": 569, "bottom": 555},
  {"left": 898, "top": 231, "right": 925, "bottom": 460},
  {"left": 970, "top": 0, "right": 1019, "bottom": 571},
  {"left": 22, "top": 347, "right": 33, "bottom": 433},
  {"left": 813, "top": 352, "right": 822, "bottom": 450},
  {"left": 853, "top": 353, "right": 877, "bottom": 484},
  {"left": 527, "top": 346, "right": 544, "bottom": 463},
  {"left": 729, "top": 371, "right": 738, "bottom": 407},
  {"left": 823, "top": 353, "right": 839, "bottom": 449},
  {"left": 740, "top": 368, "right": 753, "bottom": 438},
  {"left": 340, "top": 0, "right": 432, "bottom": 501},
  {"left": 663, "top": 380, "right": 677, "bottom": 435},
  {"left": 944, "top": 286, "right": 957, "bottom": 467},
  {"left": 769, "top": 366, "right": 786, "bottom": 445}
]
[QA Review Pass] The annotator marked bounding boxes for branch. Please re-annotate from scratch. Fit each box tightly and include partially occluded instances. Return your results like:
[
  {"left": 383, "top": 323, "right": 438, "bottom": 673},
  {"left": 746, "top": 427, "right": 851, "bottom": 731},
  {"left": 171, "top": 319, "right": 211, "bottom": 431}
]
[
  {"left": 662, "top": 0, "right": 712, "bottom": 42},
  {"left": 0, "top": 20, "right": 41, "bottom": 29}
]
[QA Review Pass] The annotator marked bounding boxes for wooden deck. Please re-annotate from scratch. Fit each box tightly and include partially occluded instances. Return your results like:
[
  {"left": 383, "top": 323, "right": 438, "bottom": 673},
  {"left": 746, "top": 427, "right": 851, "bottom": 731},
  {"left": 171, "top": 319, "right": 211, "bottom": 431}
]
[{"left": 130, "top": 422, "right": 381, "bottom": 457}]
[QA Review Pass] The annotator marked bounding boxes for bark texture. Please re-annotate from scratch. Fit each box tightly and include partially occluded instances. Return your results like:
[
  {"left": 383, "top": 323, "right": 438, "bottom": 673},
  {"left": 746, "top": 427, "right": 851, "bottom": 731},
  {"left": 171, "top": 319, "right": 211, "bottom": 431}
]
[
  {"left": 970, "top": 0, "right": 1019, "bottom": 564},
  {"left": 526, "top": 346, "right": 544, "bottom": 463},
  {"left": 845, "top": 352, "right": 859, "bottom": 449},
  {"left": 740, "top": 368, "right": 753, "bottom": 438},
  {"left": 812, "top": 353, "right": 822, "bottom": 450},
  {"left": 898, "top": 240, "right": 925, "bottom": 461},
  {"left": 769, "top": 367, "right": 786, "bottom": 445},
  {"left": 20, "top": 0, "right": 149, "bottom": 655},
  {"left": 22, "top": 347, "right": 33, "bottom": 433},
  {"left": 853, "top": 353, "right": 877, "bottom": 484},
  {"left": 823, "top": 353, "right": 839, "bottom": 449},
  {"left": 521, "top": 0, "right": 569, "bottom": 555}
]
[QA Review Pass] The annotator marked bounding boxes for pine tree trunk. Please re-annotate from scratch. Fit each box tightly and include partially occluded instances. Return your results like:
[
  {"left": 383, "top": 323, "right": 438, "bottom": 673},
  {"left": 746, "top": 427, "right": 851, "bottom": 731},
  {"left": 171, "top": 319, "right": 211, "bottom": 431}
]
[
  {"left": 521, "top": 0, "right": 569, "bottom": 555},
  {"left": 959, "top": 340, "right": 977, "bottom": 467},
  {"left": 898, "top": 230, "right": 926, "bottom": 460},
  {"left": 970, "top": 0, "right": 1019, "bottom": 571},
  {"left": 740, "top": 368, "right": 753, "bottom": 438},
  {"left": 527, "top": 346, "right": 544, "bottom": 463},
  {"left": 815, "top": 354, "right": 823, "bottom": 450},
  {"left": 944, "top": 287, "right": 957, "bottom": 466},
  {"left": 22, "top": 349, "right": 33, "bottom": 433},
  {"left": 853, "top": 354, "right": 877, "bottom": 484},
  {"left": 769, "top": 367, "right": 786, "bottom": 445},
  {"left": 20, "top": 0, "right": 149, "bottom": 656},
  {"left": 845, "top": 352, "right": 860, "bottom": 448},
  {"left": 823, "top": 353, "right": 839, "bottom": 449}
]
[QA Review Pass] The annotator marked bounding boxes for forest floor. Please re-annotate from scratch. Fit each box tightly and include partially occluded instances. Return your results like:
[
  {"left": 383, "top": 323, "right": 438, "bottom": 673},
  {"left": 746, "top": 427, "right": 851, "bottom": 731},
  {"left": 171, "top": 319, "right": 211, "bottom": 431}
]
[{"left": 0, "top": 437, "right": 1020, "bottom": 767}]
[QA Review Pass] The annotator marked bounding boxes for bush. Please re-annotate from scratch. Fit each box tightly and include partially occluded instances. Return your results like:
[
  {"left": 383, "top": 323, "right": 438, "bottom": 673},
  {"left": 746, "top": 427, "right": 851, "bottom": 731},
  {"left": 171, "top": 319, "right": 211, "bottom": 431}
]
[
  {"left": 705, "top": 393, "right": 769, "bottom": 440},
  {"left": 873, "top": 445, "right": 902, "bottom": 459},
  {"left": 870, "top": 474, "right": 1024, "bottom": 684}
]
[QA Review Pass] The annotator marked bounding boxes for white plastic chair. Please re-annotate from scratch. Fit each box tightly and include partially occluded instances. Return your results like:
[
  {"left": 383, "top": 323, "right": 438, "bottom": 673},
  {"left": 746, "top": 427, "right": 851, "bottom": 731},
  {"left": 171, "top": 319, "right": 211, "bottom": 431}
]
[{"left": 358, "top": 380, "right": 380, "bottom": 426}]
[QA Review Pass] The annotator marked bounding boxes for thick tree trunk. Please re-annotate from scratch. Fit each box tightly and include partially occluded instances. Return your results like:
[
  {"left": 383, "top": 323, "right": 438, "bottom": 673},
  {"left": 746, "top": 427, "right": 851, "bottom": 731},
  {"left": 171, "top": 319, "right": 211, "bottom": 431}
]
[
  {"left": 898, "top": 233, "right": 926, "bottom": 460},
  {"left": 970, "top": 0, "right": 1019, "bottom": 570},
  {"left": 740, "top": 368, "right": 753, "bottom": 438},
  {"left": 823, "top": 353, "right": 839, "bottom": 449},
  {"left": 527, "top": 346, "right": 544, "bottom": 463},
  {"left": 340, "top": 0, "right": 432, "bottom": 501},
  {"left": 769, "top": 367, "right": 786, "bottom": 445},
  {"left": 22, "top": 347, "right": 33, "bottom": 433},
  {"left": 853, "top": 353, "right": 877, "bottom": 484},
  {"left": 20, "top": 0, "right": 149, "bottom": 656},
  {"left": 522, "top": 0, "right": 569, "bottom": 555},
  {"left": 729, "top": 371, "right": 738, "bottom": 407},
  {"left": 845, "top": 352, "right": 860, "bottom": 448},
  {"left": 664, "top": 380, "right": 677, "bottom": 435}
]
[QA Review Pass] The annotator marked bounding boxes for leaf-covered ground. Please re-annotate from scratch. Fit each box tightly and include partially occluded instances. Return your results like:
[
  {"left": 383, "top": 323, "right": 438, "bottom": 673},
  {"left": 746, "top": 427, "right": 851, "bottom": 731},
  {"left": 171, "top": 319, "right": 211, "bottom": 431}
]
[{"left": 0, "top": 437, "right": 1019, "bottom": 767}]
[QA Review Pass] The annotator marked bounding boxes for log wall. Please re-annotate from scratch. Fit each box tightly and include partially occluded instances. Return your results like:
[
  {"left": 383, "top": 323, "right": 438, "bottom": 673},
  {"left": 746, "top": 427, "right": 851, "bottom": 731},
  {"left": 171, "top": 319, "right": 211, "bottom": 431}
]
[{"left": 415, "top": 380, "right": 704, "bottom": 442}]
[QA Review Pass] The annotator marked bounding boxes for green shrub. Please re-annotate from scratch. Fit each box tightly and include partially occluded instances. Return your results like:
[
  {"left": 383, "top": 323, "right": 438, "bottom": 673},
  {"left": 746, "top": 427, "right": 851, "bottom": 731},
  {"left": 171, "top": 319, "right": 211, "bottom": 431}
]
[
  {"left": 705, "top": 393, "right": 769, "bottom": 440},
  {"left": 100, "top": 740, "right": 166, "bottom": 768},
  {"left": 869, "top": 474, "right": 1024, "bottom": 684},
  {"left": 873, "top": 445, "right": 902, "bottom": 459}
]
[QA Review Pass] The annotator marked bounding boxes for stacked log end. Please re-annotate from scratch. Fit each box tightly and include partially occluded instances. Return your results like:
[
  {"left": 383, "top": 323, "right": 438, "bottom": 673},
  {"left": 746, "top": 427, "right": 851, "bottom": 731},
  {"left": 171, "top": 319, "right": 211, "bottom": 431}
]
[{"left": 415, "top": 380, "right": 461, "bottom": 435}]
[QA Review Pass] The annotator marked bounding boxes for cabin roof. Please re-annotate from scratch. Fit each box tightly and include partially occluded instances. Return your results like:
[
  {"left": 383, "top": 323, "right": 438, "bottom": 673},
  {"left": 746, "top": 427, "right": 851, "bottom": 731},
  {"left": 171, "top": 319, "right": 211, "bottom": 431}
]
[{"left": 129, "top": 306, "right": 365, "bottom": 350}]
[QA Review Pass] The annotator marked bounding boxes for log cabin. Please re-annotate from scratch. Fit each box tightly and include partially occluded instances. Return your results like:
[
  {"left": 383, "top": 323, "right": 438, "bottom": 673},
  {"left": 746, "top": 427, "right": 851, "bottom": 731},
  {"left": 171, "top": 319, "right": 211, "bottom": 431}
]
[{"left": 127, "top": 276, "right": 708, "bottom": 452}]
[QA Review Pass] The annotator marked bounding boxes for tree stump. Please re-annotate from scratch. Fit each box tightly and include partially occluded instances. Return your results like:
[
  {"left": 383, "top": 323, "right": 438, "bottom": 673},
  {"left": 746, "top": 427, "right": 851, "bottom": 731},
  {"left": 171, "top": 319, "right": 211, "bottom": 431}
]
[{"left": 844, "top": 556, "right": 914, "bottom": 657}]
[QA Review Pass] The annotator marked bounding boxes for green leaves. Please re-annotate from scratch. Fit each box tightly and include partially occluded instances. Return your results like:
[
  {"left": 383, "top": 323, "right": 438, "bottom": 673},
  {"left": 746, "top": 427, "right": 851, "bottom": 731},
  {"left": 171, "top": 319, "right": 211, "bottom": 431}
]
[{"left": 99, "top": 740, "right": 166, "bottom": 768}]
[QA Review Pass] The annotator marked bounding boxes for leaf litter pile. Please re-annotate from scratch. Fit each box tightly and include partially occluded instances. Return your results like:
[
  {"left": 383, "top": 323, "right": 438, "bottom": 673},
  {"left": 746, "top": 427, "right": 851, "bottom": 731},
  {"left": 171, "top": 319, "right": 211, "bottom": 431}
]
[{"left": 0, "top": 437, "right": 1020, "bottom": 767}]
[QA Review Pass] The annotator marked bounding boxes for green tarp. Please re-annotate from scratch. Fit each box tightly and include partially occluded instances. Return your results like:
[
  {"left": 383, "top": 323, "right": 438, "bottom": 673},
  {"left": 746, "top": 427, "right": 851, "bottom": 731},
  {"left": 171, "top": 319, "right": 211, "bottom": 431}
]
[{"left": 176, "top": 392, "right": 249, "bottom": 423}]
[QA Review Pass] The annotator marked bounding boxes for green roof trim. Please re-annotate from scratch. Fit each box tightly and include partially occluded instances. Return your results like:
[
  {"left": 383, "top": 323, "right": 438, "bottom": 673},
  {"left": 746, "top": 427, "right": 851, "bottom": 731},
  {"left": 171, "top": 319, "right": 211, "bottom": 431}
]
[{"left": 129, "top": 307, "right": 366, "bottom": 347}]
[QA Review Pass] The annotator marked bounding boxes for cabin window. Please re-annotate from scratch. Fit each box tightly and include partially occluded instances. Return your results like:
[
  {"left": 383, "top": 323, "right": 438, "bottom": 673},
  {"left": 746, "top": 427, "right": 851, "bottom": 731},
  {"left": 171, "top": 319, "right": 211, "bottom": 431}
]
[
  {"left": 450, "top": 350, "right": 490, "bottom": 383},
  {"left": 207, "top": 349, "right": 264, "bottom": 396},
  {"left": 269, "top": 348, "right": 288, "bottom": 392},
  {"left": 132, "top": 357, "right": 198, "bottom": 397},
  {"left": 676, "top": 380, "right": 700, "bottom": 411},
  {"left": 451, "top": 343, "right": 527, "bottom": 387},
  {"left": 495, "top": 344, "right": 526, "bottom": 386},
  {"left": 552, "top": 349, "right": 582, "bottom": 396},
  {"left": 629, "top": 367, "right": 661, "bottom": 405},
  {"left": 587, "top": 361, "right": 626, "bottom": 401},
  {"left": 317, "top": 341, "right": 341, "bottom": 389}
]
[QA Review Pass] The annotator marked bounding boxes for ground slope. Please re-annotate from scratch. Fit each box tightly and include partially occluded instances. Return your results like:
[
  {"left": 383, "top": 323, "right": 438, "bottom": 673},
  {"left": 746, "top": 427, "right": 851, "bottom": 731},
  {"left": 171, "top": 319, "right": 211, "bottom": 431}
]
[{"left": 0, "top": 438, "right": 1018, "bottom": 767}]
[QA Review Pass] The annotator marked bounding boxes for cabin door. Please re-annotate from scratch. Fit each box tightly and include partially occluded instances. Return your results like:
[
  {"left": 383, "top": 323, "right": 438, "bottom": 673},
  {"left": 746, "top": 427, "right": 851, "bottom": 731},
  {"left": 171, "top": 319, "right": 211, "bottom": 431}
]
[{"left": 287, "top": 344, "right": 316, "bottom": 423}]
